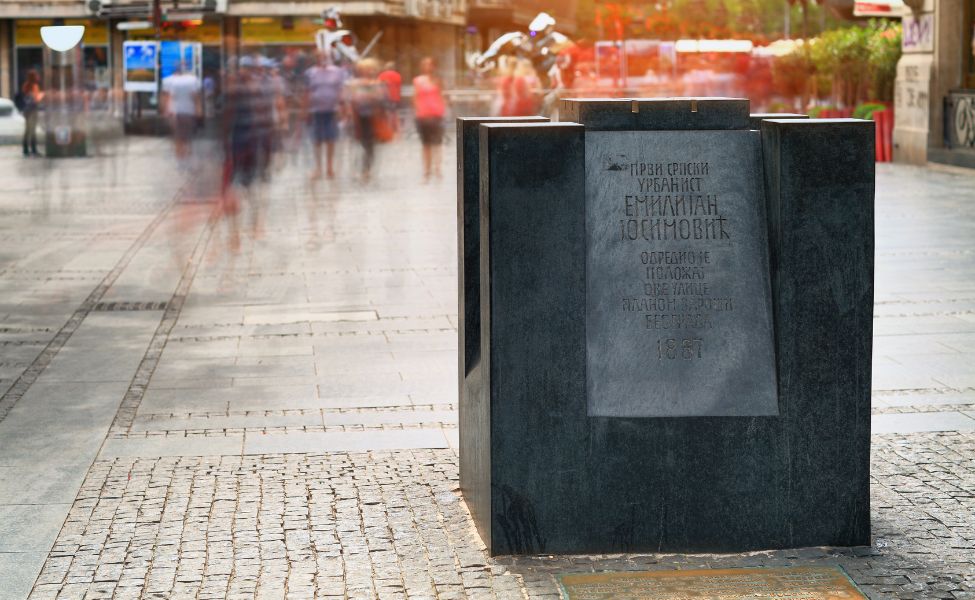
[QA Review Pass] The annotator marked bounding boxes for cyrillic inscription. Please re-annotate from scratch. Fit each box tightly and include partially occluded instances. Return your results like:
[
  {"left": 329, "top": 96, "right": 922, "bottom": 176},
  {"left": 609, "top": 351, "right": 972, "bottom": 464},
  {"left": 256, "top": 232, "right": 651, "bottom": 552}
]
[{"left": 586, "top": 130, "right": 778, "bottom": 418}]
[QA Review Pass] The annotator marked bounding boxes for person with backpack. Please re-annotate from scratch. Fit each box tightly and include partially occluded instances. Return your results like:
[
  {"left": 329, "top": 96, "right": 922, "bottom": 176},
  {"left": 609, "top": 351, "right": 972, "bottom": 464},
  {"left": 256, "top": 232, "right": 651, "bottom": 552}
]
[{"left": 17, "top": 70, "right": 43, "bottom": 157}]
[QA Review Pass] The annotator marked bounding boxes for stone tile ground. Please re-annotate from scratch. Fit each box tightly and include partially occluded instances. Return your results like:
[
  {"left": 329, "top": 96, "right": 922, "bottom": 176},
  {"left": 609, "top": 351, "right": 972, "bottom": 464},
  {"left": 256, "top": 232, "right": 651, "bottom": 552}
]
[
  {"left": 1, "top": 139, "right": 974, "bottom": 599},
  {"left": 25, "top": 434, "right": 975, "bottom": 599}
]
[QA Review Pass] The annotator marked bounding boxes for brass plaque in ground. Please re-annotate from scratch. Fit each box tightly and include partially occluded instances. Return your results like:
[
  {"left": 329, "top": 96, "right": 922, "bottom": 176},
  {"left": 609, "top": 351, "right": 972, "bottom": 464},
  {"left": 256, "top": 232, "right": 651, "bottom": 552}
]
[{"left": 559, "top": 566, "right": 866, "bottom": 600}]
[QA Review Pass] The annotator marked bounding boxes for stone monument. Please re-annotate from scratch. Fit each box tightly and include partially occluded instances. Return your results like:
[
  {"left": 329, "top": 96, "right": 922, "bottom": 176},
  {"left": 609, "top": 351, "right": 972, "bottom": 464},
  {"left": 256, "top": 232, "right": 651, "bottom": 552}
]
[{"left": 458, "top": 98, "right": 874, "bottom": 556}]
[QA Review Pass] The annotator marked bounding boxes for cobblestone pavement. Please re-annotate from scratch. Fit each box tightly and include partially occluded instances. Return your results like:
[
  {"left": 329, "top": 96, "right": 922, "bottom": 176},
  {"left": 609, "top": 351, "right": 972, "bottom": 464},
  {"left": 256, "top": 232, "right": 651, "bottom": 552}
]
[
  {"left": 0, "top": 137, "right": 974, "bottom": 599},
  {"left": 21, "top": 434, "right": 975, "bottom": 600}
]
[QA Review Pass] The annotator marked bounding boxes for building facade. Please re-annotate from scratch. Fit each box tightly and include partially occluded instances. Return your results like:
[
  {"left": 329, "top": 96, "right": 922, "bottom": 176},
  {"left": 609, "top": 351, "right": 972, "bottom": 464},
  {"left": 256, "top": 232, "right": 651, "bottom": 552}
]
[
  {"left": 0, "top": 0, "right": 467, "bottom": 100},
  {"left": 893, "top": 0, "right": 975, "bottom": 167}
]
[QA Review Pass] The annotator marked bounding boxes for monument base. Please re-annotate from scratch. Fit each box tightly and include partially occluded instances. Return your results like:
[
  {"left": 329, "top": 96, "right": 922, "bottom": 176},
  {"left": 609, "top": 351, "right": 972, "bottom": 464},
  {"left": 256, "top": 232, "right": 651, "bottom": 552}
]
[{"left": 460, "top": 99, "right": 874, "bottom": 556}]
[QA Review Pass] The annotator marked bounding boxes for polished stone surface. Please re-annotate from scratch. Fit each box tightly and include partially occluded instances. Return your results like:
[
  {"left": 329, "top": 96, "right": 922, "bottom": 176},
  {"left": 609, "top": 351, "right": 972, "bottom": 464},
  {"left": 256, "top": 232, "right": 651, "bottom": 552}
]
[{"left": 585, "top": 129, "right": 777, "bottom": 417}]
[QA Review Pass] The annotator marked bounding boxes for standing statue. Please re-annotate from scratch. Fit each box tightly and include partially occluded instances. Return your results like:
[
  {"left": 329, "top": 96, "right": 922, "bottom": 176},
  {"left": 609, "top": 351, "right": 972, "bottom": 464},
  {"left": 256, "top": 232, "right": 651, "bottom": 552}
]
[
  {"left": 315, "top": 7, "right": 360, "bottom": 66},
  {"left": 468, "top": 12, "right": 575, "bottom": 90}
]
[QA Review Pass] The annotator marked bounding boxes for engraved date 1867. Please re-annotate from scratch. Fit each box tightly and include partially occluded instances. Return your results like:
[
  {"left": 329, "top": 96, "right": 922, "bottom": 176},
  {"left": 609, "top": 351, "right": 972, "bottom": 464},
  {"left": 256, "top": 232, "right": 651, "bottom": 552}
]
[{"left": 657, "top": 338, "right": 703, "bottom": 360}]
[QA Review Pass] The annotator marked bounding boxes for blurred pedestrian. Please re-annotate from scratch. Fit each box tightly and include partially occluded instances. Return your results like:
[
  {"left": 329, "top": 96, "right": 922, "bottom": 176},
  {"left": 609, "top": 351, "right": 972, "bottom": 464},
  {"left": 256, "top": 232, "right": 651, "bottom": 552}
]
[
  {"left": 493, "top": 56, "right": 515, "bottom": 116},
  {"left": 304, "top": 52, "right": 346, "bottom": 180},
  {"left": 19, "top": 70, "right": 43, "bottom": 157},
  {"left": 378, "top": 61, "right": 402, "bottom": 105},
  {"left": 412, "top": 57, "right": 446, "bottom": 181},
  {"left": 504, "top": 59, "right": 540, "bottom": 116},
  {"left": 280, "top": 52, "right": 306, "bottom": 155},
  {"left": 161, "top": 63, "right": 202, "bottom": 168},
  {"left": 378, "top": 61, "right": 402, "bottom": 136},
  {"left": 346, "top": 58, "right": 387, "bottom": 182},
  {"left": 255, "top": 56, "right": 284, "bottom": 180},
  {"left": 221, "top": 56, "right": 264, "bottom": 244}
]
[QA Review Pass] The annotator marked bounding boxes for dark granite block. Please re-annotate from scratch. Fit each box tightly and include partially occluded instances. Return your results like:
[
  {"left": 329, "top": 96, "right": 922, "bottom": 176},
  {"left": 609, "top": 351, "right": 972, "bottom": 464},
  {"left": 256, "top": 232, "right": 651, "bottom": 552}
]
[
  {"left": 561, "top": 97, "right": 749, "bottom": 130},
  {"left": 463, "top": 108, "right": 874, "bottom": 557},
  {"left": 749, "top": 113, "right": 809, "bottom": 129},
  {"left": 457, "top": 116, "right": 549, "bottom": 382},
  {"left": 560, "top": 98, "right": 636, "bottom": 130},
  {"left": 457, "top": 117, "right": 548, "bottom": 549},
  {"left": 476, "top": 121, "right": 586, "bottom": 554},
  {"left": 761, "top": 117, "right": 874, "bottom": 547}
]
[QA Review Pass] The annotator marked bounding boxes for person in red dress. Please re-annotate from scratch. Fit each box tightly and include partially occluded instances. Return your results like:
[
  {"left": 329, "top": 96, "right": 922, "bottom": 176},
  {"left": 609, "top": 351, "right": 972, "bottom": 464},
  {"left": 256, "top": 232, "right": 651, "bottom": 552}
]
[
  {"left": 412, "top": 57, "right": 447, "bottom": 181},
  {"left": 378, "top": 61, "right": 403, "bottom": 137}
]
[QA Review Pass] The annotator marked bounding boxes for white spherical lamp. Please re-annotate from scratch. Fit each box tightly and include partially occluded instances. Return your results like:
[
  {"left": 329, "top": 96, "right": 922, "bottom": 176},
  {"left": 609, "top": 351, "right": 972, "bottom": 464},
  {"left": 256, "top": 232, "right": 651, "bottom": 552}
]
[{"left": 40, "top": 25, "right": 85, "bottom": 52}]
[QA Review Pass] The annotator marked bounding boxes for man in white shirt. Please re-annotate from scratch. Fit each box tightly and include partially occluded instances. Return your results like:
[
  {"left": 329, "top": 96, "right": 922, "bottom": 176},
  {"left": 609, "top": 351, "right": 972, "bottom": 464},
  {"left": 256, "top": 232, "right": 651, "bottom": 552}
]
[
  {"left": 304, "top": 52, "right": 347, "bottom": 180},
  {"left": 161, "top": 64, "right": 202, "bottom": 165}
]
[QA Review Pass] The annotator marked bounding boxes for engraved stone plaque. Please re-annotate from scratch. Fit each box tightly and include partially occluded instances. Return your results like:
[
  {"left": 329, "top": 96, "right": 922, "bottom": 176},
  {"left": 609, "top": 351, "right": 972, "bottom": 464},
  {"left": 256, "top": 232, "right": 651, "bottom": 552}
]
[
  {"left": 559, "top": 566, "right": 867, "bottom": 599},
  {"left": 586, "top": 130, "right": 777, "bottom": 417}
]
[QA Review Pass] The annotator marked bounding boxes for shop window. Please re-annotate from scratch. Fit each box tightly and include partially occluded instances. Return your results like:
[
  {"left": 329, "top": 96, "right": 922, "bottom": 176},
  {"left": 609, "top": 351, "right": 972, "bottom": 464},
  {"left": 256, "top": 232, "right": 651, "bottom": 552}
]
[
  {"left": 15, "top": 47, "right": 43, "bottom": 92},
  {"left": 83, "top": 46, "right": 111, "bottom": 90}
]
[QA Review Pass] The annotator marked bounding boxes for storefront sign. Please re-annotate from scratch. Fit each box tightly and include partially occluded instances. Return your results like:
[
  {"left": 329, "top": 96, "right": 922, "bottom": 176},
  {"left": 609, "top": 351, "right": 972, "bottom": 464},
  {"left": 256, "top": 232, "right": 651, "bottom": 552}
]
[
  {"left": 241, "top": 17, "right": 318, "bottom": 45},
  {"left": 123, "top": 41, "right": 158, "bottom": 92},
  {"left": 853, "top": 0, "right": 907, "bottom": 16},
  {"left": 125, "top": 21, "right": 222, "bottom": 44},
  {"left": 902, "top": 13, "right": 934, "bottom": 53},
  {"left": 16, "top": 19, "right": 108, "bottom": 47}
]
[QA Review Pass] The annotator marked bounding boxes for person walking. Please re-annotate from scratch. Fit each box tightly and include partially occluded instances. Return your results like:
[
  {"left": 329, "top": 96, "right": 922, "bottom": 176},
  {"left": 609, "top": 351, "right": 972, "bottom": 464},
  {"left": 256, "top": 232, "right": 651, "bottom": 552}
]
[
  {"left": 304, "top": 52, "right": 346, "bottom": 181},
  {"left": 19, "top": 70, "right": 43, "bottom": 157},
  {"left": 378, "top": 61, "right": 402, "bottom": 136},
  {"left": 501, "top": 59, "right": 539, "bottom": 117},
  {"left": 161, "top": 63, "right": 202, "bottom": 168},
  {"left": 345, "top": 58, "right": 387, "bottom": 183},
  {"left": 412, "top": 57, "right": 446, "bottom": 181}
]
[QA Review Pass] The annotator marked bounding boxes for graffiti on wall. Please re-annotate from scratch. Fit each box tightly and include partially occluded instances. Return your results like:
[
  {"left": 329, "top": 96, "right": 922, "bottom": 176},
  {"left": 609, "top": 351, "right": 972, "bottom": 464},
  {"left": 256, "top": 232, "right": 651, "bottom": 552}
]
[
  {"left": 952, "top": 94, "right": 975, "bottom": 149},
  {"left": 902, "top": 14, "right": 934, "bottom": 53},
  {"left": 894, "top": 59, "right": 931, "bottom": 131}
]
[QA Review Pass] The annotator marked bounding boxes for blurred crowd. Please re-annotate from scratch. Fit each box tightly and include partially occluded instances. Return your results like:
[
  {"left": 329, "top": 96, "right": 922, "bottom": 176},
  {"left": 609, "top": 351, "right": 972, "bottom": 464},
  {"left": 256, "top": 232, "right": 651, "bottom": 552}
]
[
  {"left": 171, "top": 52, "right": 445, "bottom": 253},
  {"left": 16, "top": 51, "right": 449, "bottom": 180},
  {"left": 160, "top": 52, "right": 448, "bottom": 185}
]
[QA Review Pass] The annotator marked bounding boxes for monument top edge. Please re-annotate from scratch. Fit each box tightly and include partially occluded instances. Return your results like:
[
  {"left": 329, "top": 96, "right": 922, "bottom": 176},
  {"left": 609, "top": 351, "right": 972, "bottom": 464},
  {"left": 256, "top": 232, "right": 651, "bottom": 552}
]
[
  {"left": 479, "top": 122, "right": 584, "bottom": 129},
  {"left": 762, "top": 117, "right": 874, "bottom": 125},
  {"left": 559, "top": 97, "right": 751, "bottom": 131},
  {"left": 456, "top": 116, "right": 549, "bottom": 122},
  {"left": 562, "top": 97, "right": 748, "bottom": 103}
]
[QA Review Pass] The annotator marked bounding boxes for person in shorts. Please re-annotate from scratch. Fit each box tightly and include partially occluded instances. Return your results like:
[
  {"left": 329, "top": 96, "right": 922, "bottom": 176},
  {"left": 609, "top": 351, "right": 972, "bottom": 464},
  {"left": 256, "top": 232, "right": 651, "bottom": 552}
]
[
  {"left": 161, "top": 64, "right": 202, "bottom": 168},
  {"left": 412, "top": 57, "right": 446, "bottom": 181},
  {"left": 304, "top": 52, "right": 346, "bottom": 180}
]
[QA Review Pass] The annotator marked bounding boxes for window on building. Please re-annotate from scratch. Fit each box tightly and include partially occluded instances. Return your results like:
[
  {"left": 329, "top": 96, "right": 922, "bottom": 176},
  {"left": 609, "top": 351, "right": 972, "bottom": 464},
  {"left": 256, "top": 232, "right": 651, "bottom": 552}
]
[{"left": 15, "top": 47, "right": 43, "bottom": 92}]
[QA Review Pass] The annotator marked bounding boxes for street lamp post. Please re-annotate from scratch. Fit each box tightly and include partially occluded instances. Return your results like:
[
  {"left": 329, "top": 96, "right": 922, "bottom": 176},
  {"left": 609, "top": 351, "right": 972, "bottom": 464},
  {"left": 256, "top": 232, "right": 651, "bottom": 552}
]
[{"left": 39, "top": 25, "right": 86, "bottom": 157}]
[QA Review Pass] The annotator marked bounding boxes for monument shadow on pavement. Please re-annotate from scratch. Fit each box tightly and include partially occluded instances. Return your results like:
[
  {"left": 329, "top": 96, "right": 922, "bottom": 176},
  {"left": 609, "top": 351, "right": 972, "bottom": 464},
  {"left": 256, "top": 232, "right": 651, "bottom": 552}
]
[{"left": 457, "top": 98, "right": 875, "bottom": 556}]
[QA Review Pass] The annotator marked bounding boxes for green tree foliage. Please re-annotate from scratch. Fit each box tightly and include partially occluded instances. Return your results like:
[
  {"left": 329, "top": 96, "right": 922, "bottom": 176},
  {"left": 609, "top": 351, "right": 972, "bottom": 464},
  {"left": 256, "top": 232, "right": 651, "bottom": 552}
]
[
  {"left": 771, "top": 42, "right": 817, "bottom": 110},
  {"left": 810, "top": 24, "right": 872, "bottom": 106},
  {"left": 574, "top": 0, "right": 843, "bottom": 42},
  {"left": 868, "top": 20, "right": 901, "bottom": 101},
  {"left": 775, "top": 20, "right": 902, "bottom": 107}
]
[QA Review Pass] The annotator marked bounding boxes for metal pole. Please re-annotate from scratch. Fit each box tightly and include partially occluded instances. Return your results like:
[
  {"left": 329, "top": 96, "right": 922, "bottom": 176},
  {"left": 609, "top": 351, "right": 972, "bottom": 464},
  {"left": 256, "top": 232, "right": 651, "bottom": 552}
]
[
  {"left": 153, "top": 0, "right": 162, "bottom": 132},
  {"left": 154, "top": 0, "right": 162, "bottom": 40},
  {"left": 784, "top": 0, "right": 791, "bottom": 40}
]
